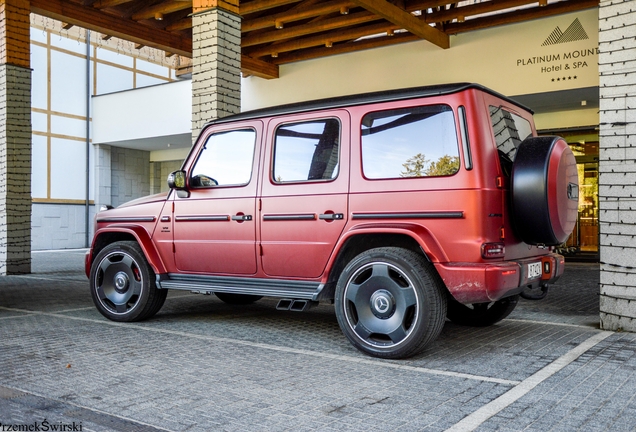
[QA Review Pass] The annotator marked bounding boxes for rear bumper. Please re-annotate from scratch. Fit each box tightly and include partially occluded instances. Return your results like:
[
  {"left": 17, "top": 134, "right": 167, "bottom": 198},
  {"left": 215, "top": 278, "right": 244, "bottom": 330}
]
[{"left": 434, "top": 253, "right": 565, "bottom": 304}]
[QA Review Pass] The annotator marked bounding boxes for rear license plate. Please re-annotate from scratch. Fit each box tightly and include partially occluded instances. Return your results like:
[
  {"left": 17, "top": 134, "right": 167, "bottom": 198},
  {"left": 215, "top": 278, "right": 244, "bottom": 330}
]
[{"left": 528, "top": 262, "right": 542, "bottom": 280}]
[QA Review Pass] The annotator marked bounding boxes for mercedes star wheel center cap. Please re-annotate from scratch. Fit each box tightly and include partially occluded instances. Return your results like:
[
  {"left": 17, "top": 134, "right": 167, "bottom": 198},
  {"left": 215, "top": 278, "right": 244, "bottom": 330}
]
[
  {"left": 370, "top": 289, "right": 395, "bottom": 319},
  {"left": 114, "top": 271, "right": 129, "bottom": 293}
]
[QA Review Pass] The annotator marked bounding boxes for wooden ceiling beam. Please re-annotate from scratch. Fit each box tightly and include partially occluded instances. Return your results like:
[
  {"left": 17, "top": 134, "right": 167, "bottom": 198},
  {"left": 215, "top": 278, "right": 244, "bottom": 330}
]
[
  {"left": 443, "top": 0, "right": 599, "bottom": 34},
  {"left": 132, "top": 1, "right": 192, "bottom": 21},
  {"left": 350, "top": 0, "right": 449, "bottom": 48},
  {"left": 405, "top": 0, "right": 457, "bottom": 12},
  {"left": 240, "top": 0, "right": 303, "bottom": 15},
  {"left": 242, "top": 0, "right": 357, "bottom": 32},
  {"left": 242, "top": 11, "right": 379, "bottom": 47},
  {"left": 424, "top": 0, "right": 535, "bottom": 23},
  {"left": 245, "top": 21, "right": 399, "bottom": 57},
  {"left": 166, "top": 17, "right": 192, "bottom": 32},
  {"left": 272, "top": 31, "right": 419, "bottom": 64},
  {"left": 93, "top": 0, "right": 135, "bottom": 9},
  {"left": 31, "top": 0, "right": 192, "bottom": 57},
  {"left": 241, "top": 55, "right": 279, "bottom": 79}
]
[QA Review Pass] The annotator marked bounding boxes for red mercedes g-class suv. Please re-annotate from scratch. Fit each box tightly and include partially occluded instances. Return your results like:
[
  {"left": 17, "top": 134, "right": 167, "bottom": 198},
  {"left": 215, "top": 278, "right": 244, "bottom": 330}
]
[{"left": 86, "top": 83, "right": 578, "bottom": 359}]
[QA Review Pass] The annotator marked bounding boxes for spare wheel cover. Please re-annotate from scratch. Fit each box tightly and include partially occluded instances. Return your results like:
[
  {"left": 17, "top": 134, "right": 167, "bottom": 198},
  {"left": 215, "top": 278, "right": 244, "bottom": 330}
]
[{"left": 510, "top": 136, "right": 578, "bottom": 245}]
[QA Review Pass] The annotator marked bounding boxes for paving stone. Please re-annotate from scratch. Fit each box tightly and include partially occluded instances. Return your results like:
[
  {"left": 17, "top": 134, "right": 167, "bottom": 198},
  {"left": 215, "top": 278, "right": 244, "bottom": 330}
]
[{"left": 1, "top": 253, "right": 633, "bottom": 431}]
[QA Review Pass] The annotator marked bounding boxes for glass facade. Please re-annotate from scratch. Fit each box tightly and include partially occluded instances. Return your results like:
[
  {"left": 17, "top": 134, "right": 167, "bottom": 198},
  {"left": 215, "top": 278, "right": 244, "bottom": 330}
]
[{"left": 540, "top": 128, "right": 599, "bottom": 259}]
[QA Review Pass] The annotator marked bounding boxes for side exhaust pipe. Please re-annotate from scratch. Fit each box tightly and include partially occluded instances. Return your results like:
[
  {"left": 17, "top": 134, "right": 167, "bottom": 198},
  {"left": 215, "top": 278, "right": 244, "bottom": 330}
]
[{"left": 276, "top": 299, "right": 317, "bottom": 312}]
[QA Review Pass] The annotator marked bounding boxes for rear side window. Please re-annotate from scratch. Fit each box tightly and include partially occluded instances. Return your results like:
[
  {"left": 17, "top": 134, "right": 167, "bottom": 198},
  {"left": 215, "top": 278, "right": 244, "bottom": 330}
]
[
  {"left": 489, "top": 106, "right": 533, "bottom": 175},
  {"left": 361, "top": 105, "right": 460, "bottom": 179},
  {"left": 273, "top": 118, "right": 340, "bottom": 183}
]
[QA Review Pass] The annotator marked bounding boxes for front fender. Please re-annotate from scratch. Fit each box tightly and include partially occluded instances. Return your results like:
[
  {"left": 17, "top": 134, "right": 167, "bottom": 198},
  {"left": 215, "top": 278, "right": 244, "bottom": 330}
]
[{"left": 86, "top": 225, "right": 168, "bottom": 278}]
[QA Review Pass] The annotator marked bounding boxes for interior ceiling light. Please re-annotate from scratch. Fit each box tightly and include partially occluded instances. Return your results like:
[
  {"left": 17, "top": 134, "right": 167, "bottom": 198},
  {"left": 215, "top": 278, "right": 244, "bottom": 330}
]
[
  {"left": 275, "top": 20, "right": 284, "bottom": 29},
  {"left": 155, "top": 12, "right": 164, "bottom": 20},
  {"left": 271, "top": 52, "right": 278, "bottom": 58},
  {"left": 386, "top": 29, "right": 394, "bottom": 36},
  {"left": 326, "top": 41, "right": 333, "bottom": 48},
  {"left": 457, "top": 16, "right": 465, "bottom": 23},
  {"left": 340, "top": 6, "right": 349, "bottom": 15},
  {"left": 539, "top": 0, "right": 548, "bottom": 6}
]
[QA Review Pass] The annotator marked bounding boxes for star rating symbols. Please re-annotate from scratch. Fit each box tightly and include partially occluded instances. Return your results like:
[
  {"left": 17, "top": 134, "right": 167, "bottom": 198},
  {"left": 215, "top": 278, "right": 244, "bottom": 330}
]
[{"left": 551, "top": 76, "right": 578, "bottom": 82}]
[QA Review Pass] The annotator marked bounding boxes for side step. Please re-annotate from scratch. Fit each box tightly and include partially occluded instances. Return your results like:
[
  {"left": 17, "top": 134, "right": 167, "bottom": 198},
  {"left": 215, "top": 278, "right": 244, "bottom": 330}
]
[{"left": 276, "top": 299, "right": 318, "bottom": 312}]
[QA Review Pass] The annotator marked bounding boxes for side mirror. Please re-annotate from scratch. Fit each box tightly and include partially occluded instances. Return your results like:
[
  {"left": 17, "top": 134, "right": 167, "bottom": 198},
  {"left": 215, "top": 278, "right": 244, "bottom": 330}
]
[{"left": 167, "top": 170, "right": 187, "bottom": 190}]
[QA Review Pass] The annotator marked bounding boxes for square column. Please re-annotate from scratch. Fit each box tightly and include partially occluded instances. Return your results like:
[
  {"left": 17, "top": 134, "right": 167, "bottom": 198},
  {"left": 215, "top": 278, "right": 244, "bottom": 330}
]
[
  {"left": 191, "top": 0, "right": 241, "bottom": 138},
  {"left": 0, "top": 0, "right": 31, "bottom": 274},
  {"left": 598, "top": 0, "right": 636, "bottom": 331}
]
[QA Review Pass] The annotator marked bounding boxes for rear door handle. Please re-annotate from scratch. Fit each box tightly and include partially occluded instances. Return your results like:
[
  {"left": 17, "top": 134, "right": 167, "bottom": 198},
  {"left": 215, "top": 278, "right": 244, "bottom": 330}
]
[
  {"left": 319, "top": 213, "right": 344, "bottom": 220},
  {"left": 231, "top": 214, "right": 252, "bottom": 221}
]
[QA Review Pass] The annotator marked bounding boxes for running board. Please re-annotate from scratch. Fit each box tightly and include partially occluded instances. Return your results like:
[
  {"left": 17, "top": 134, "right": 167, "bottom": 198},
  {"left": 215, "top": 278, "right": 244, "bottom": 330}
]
[{"left": 156, "top": 273, "right": 324, "bottom": 301}]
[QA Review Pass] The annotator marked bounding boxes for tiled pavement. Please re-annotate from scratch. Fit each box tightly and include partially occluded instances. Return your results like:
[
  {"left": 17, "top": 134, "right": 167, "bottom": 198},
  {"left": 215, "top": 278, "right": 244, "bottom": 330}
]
[{"left": 1, "top": 251, "right": 634, "bottom": 431}]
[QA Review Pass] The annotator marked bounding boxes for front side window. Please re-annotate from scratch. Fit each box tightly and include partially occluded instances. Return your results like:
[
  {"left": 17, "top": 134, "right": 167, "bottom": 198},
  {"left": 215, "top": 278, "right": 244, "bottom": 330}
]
[
  {"left": 190, "top": 129, "right": 256, "bottom": 187},
  {"left": 489, "top": 106, "right": 533, "bottom": 175},
  {"left": 361, "top": 105, "right": 460, "bottom": 179},
  {"left": 273, "top": 119, "right": 340, "bottom": 183}
]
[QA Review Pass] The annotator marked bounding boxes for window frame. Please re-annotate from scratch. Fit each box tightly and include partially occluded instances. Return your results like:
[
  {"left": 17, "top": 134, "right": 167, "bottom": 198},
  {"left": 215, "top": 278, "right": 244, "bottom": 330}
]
[
  {"left": 271, "top": 117, "right": 342, "bottom": 185},
  {"left": 360, "top": 103, "right": 461, "bottom": 181},
  {"left": 189, "top": 127, "right": 258, "bottom": 189}
]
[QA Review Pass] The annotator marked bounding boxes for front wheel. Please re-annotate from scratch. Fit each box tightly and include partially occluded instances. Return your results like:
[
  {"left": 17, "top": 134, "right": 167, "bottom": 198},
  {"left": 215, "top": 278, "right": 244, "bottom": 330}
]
[
  {"left": 446, "top": 295, "right": 519, "bottom": 327},
  {"left": 89, "top": 241, "right": 167, "bottom": 322},
  {"left": 335, "top": 247, "right": 447, "bottom": 359}
]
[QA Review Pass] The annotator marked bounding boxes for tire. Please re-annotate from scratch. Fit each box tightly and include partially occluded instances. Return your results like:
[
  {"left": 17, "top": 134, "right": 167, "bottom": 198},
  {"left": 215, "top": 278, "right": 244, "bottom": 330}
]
[
  {"left": 510, "top": 136, "right": 579, "bottom": 246},
  {"left": 334, "top": 247, "right": 447, "bottom": 359},
  {"left": 446, "top": 295, "right": 519, "bottom": 327},
  {"left": 89, "top": 241, "right": 167, "bottom": 322},
  {"left": 214, "top": 292, "right": 263, "bottom": 305}
]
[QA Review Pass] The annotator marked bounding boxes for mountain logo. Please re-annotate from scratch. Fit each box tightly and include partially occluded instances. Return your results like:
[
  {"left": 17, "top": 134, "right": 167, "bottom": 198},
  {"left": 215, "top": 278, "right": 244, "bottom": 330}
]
[{"left": 542, "top": 18, "right": 589, "bottom": 46}]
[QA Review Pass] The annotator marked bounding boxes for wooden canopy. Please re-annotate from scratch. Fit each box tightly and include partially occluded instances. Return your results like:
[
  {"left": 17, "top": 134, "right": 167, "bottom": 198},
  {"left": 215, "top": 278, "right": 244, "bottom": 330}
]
[{"left": 30, "top": 0, "right": 598, "bottom": 79}]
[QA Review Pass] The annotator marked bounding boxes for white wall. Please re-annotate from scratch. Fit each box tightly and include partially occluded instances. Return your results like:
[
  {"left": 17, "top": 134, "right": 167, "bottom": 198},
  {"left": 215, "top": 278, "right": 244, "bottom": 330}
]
[
  {"left": 242, "top": 9, "right": 599, "bottom": 112},
  {"left": 92, "top": 79, "right": 192, "bottom": 146}
]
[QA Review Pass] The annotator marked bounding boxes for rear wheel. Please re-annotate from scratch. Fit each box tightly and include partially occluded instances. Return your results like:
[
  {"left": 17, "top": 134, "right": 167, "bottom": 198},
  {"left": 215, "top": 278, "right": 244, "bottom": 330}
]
[
  {"left": 214, "top": 292, "right": 263, "bottom": 305},
  {"left": 446, "top": 295, "right": 519, "bottom": 327},
  {"left": 89, "top": 241, "right": 167, "bottom": 322},
  {"left": 335, "top": 247, "right": 447, "bottom": 359}
]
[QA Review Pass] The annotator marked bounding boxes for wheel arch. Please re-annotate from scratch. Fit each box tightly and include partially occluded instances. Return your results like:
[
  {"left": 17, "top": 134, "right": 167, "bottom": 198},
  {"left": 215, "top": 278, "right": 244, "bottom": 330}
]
[
  {"left": 87, "top": 227, "right": 167, "bottom": 277},
  {"left": 320, "top": 226, "right": 448, "bottom": 301}
]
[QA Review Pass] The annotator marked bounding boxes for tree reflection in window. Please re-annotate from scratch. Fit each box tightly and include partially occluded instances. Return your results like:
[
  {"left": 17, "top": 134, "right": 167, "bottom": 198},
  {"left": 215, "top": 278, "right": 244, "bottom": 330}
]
[{"left": 362, "top": 105, "right": 460, "bottom": 179}]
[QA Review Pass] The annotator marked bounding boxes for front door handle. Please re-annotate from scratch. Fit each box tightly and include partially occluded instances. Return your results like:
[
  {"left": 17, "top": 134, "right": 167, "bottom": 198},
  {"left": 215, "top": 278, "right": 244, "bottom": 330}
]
[
  {"left": 319, "top": 213, "right": 344, "bottom": 220},
  {"left": 231, "top": 214, "right": 253, "bottom": 221}
]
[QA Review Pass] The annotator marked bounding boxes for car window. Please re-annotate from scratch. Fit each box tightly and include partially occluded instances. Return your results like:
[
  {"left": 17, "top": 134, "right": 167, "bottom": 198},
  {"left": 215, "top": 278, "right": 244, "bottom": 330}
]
[
  {"left": 273, "top": 118, "right": 340, "bottom": 183},
  {"left": 361, "top": 104, "right": 460, "bottom": 179},
  {"left": 489, "top": 106, "right": 533, "bottom": 175},
  {"left": 190, "top": 129, "right": 256, "bottom": 187}
]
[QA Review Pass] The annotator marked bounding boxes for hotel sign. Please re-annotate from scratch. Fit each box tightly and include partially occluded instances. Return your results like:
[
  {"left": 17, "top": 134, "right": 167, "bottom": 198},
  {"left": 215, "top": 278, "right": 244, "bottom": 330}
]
[{"left": 516, "top": 18, "right": 598, "bottom": 86}]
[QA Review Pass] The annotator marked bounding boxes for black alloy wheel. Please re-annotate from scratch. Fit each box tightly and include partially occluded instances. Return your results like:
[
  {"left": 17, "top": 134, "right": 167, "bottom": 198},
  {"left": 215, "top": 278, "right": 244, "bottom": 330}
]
[
  {"left": 90, "top": 241, "right": 167, "bottom": 322},
  {"left": 335, "top": 247, "right": 447, "bottom": 359}
]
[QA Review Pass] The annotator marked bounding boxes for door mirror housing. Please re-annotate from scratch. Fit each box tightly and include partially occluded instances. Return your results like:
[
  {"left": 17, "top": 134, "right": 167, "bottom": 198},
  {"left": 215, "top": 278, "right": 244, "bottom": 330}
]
[{"left": 167, "top": 170, "right": 187, "bottom": 190}]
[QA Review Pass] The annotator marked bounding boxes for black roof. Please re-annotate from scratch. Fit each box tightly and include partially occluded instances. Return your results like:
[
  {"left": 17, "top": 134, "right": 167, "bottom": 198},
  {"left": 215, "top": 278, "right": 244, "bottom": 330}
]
[{"left": 204, "top": 83, "right": 532, "bottom": 127}]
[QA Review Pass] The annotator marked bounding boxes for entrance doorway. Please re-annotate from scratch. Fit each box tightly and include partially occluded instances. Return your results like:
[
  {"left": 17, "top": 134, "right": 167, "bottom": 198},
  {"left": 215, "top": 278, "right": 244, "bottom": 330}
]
[{"left": 539, "top": 127, "right": 599, "bottom": 261}]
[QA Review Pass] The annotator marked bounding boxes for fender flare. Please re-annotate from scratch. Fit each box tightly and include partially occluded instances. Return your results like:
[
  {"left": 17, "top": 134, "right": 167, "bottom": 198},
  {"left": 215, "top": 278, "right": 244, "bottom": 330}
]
[
  {"left": 324, "top": 222, "right": 449, "bottom": 281},
  {"left": 88, "top": 225, "right": 167, "bottom": 277}
]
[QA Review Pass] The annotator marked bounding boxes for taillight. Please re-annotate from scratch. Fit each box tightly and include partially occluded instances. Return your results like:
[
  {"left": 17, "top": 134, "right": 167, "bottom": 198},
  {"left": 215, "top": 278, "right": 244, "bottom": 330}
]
[{"left": 482, "top": 242, "right": 505, "bottom": 259}]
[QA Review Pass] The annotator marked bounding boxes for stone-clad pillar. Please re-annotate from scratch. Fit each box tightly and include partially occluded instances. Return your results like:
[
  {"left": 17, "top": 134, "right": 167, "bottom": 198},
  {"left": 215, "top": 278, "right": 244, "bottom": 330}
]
[
  {"left": 0, "top": 0, "right": 31, "bottom": 275},
  {"left": 191, "top": 0, "right": 241, "bottom": 139},
  {"left": 598, "top": 0, "right": 636, "bottom": 331}
]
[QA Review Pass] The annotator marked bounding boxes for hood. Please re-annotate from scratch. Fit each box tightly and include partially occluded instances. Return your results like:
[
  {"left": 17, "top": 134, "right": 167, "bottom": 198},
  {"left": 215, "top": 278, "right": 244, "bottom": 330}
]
[{"left": 117, "top": 192, "right": 169, "bottom": 209}]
